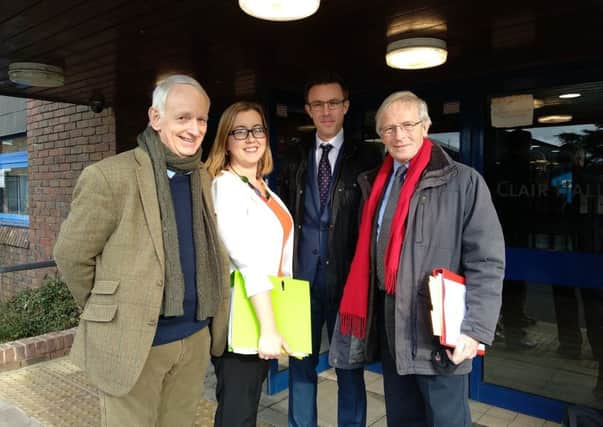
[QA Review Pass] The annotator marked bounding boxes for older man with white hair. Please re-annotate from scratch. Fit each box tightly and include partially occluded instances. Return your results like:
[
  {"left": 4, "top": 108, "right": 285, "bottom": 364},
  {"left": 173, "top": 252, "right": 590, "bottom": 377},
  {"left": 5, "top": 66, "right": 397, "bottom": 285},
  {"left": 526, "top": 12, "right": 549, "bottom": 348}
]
[
  {"left": 54, "top": 75, "right": 230, "bottom": 426},
  {"left": 331, "top": 91, "right": 505, "bottom": 427}
]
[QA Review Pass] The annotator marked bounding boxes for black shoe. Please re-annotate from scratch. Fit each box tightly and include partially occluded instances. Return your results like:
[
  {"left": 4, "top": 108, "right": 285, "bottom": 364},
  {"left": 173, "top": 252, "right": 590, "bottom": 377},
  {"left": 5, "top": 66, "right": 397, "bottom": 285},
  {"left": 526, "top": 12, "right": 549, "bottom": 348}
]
[{"left": 506, "top": 337, "right": 537, "bottom": 350}]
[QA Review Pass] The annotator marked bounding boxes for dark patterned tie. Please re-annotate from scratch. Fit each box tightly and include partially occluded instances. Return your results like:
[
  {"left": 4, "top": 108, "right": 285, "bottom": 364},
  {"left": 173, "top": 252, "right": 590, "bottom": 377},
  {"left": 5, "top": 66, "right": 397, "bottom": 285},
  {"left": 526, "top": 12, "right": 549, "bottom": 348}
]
[
  {"left": 317, "top": 144, "right": 333, "bottom": 209},
  {"left": 376, "top": 165, "right": 407, "bottom": 289}
]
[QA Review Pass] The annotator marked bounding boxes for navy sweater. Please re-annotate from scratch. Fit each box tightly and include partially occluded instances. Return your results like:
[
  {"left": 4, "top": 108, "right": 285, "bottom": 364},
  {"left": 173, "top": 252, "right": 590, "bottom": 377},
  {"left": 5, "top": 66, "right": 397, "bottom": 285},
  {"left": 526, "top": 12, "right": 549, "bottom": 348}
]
[{"left": 152, "top": 173, "right": 208, "bottom": 346}]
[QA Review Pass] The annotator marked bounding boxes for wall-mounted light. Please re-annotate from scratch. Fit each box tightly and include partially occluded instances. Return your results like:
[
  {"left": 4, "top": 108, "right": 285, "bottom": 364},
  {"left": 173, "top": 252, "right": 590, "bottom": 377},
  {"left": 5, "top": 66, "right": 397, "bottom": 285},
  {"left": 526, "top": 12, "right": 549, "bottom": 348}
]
[
  {"left": 386, "top": 37, "right": 447, "bottom": 70},
  {"left": 239, "top": 0, "right": 320, "bottom": 21},
  {"left": 537, "top": 114, "right": 573, "bottom": 124},
  {"left": 8, "top": 62, "right": 64, "bottom": 87},
  {"left": 559, "top": 93, "right": 581, "bottom": 99}
]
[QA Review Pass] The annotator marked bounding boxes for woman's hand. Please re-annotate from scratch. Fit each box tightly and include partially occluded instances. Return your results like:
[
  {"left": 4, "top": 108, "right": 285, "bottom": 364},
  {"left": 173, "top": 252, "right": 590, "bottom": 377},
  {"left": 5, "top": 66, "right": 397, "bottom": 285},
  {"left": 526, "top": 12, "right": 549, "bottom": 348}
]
[{"left": 258, "top": 331, "right": 290, "bottom": 359}]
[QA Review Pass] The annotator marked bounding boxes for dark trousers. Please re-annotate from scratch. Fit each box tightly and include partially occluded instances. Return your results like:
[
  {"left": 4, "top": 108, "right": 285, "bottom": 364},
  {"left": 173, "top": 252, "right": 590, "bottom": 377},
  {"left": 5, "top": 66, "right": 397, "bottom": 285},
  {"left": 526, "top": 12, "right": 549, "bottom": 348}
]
[
  {"left": 288, "top": 264, "right": 366, "bottom": 427},
  {"left": 379, "top": 300, "right": 471, "bottom": 427},
  {"left": 213, "top": 351, "right": 270, "bottom": 427}
]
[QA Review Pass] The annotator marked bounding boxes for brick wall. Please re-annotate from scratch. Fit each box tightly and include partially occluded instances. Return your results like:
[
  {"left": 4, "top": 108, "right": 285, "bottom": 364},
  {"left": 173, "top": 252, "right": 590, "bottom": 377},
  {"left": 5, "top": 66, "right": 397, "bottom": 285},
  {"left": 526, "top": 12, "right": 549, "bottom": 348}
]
[
  {"left": 0, "top": 101, "right": 116, "bottom": 301},
  {"left": 0, "top": 328, "right": 76, "bottom": 372}
]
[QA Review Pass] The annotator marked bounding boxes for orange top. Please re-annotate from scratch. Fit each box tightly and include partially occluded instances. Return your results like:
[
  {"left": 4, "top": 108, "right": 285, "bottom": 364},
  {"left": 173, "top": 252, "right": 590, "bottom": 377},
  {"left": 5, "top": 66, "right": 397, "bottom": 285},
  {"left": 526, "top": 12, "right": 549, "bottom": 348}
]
[{"left": 264, "top": 195, "right": 292, "bottom": 276}]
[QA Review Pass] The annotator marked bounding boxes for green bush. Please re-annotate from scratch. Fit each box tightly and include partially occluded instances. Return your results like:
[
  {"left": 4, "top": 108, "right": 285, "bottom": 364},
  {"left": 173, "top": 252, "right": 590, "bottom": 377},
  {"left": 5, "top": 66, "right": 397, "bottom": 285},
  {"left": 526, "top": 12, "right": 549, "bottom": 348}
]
[{"left": 0, "top": 275, "right": 80, "bottom": 344}]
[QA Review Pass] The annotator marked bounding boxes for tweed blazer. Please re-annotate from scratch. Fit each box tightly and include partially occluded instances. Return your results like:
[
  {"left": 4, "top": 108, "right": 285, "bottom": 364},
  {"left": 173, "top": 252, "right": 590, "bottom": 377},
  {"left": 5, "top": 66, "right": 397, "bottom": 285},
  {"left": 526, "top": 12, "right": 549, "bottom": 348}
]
[{"left": 53, "top": 147, "right": 230, "bottom": 397}]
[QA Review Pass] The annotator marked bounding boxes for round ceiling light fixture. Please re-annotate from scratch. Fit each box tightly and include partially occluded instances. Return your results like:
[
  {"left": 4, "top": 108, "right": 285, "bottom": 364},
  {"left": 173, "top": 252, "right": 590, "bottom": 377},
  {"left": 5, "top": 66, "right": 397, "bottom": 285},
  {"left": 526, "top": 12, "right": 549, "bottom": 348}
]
[
  {"left": 239, "top": 0, "right": 320, "bottom": 21},
  {"left": 386, "top": 37, "right": 447, "bottom": 70},
  {"left": 8, "top": 62, "right": 64, "bottom": 87}
]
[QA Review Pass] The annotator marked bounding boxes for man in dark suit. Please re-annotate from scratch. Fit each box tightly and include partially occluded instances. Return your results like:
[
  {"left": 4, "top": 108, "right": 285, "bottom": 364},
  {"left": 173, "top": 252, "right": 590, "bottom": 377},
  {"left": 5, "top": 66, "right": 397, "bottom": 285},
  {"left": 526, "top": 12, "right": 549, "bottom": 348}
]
[{"left": 278, "top": 72, "right": 383, "bottom": 426}]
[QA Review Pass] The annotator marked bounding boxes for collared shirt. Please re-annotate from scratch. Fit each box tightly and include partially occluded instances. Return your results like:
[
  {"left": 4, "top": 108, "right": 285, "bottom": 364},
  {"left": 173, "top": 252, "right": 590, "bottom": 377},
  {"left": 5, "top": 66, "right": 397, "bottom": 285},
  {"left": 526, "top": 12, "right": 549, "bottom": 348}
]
[
  {"left": 167, "top": 169, "right": 191, "bottom": 179},
  {"left": 314, "top": 128, "right": 344, "bottom": 177},
  {"left": 376, "top": 160, "right": 408, "bottom": 239}
]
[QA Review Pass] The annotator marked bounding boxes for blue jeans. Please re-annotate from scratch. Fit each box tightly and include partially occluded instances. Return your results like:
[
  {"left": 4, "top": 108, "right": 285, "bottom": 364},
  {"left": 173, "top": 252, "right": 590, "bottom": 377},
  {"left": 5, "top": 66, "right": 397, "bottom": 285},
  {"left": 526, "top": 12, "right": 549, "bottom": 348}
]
[{"left": 288, "top": 268, "right": 366, "bottom": 427}]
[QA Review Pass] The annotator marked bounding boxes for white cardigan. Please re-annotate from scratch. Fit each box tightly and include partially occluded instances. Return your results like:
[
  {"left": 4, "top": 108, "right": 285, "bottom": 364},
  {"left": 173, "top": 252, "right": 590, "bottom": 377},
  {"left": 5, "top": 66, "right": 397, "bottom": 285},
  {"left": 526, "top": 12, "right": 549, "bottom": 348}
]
[{"left": 212, "top": 171, "right": 294, "bottom": 297}]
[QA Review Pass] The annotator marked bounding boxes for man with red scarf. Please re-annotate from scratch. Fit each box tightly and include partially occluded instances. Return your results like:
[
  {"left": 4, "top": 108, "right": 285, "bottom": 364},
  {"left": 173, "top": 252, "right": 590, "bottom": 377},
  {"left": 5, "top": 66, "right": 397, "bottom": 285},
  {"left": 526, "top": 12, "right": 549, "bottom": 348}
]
[{"left": 330, "top": 91, "right": 505, "bottom": 426}]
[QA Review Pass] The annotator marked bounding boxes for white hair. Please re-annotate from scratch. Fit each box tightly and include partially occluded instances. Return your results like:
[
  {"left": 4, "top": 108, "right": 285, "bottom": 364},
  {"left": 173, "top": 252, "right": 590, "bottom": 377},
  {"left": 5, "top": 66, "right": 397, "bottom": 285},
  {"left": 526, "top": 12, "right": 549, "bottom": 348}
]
[
  {"left": 151, "top": 74, "right": 209, "bottom": 115},
  {"left": 375, "top": 91, "right": 431, "bottom": 136}
]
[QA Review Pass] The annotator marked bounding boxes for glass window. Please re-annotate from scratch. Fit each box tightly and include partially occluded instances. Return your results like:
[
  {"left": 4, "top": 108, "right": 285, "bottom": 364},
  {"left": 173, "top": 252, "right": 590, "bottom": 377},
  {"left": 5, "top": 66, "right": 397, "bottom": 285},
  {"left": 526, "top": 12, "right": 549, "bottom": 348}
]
[
  {"left": 483, "top": 82, "right": 603, "bottom": 409},
  {"left": 0, "top": 134, "right": 28, "bottom": 227}
]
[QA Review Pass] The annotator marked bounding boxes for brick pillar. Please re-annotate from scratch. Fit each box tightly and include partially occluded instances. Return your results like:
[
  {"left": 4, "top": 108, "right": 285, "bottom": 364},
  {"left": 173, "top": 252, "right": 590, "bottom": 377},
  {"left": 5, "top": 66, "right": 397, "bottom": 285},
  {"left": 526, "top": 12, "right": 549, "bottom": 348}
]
[{"left": 0, "top": 101, "right": 116, "bottom": 300}]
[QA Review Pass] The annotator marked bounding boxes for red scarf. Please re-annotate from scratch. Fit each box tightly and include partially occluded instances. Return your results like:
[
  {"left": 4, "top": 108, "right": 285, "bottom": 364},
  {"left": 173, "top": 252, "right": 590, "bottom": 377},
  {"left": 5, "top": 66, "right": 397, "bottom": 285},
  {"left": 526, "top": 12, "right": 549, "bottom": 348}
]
[{"left": 339, "top": 138, "right": 432, "bottom": 339}]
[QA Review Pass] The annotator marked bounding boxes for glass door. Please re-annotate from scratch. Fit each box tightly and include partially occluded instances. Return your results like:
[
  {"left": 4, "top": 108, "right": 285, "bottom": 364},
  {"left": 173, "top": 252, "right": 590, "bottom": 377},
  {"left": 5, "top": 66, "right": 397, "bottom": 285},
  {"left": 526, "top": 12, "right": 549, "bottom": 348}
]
[{"left": 477, "top": 82, "right": 603, "bottom": 420}]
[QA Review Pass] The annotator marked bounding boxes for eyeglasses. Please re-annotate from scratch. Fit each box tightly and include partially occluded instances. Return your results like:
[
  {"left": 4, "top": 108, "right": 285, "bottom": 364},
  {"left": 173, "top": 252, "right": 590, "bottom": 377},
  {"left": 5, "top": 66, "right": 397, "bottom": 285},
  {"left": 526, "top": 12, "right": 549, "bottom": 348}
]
[
  {"left": 307, "top": 99, "right": 347, "bottom": 112},
  {"left": 229, "top": 126, "right": 267, "bottom": 141},
  {"left": 380, "top": 120, "right": 423, "bottom": 137}
]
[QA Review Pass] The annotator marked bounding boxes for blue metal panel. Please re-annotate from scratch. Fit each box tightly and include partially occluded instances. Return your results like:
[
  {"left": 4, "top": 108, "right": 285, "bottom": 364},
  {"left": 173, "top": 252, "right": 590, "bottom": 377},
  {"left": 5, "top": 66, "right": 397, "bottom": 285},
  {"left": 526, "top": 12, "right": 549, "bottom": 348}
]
[
  {"left": 0, "top": 151, "right": 28, "bottom": 168},
  {"left": 0, "top": 213, "right": 29, "bottom": 227},
  {"left": 506, "top": 247, "right": 603, "bottom": 288}
]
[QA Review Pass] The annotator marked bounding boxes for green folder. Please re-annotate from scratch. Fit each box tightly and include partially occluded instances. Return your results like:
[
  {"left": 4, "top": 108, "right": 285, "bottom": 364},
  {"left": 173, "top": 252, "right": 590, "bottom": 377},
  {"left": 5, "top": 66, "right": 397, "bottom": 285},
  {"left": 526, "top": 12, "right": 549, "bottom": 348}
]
[{"left": 228, "top": 270, "right": 312, "bottom": 358}]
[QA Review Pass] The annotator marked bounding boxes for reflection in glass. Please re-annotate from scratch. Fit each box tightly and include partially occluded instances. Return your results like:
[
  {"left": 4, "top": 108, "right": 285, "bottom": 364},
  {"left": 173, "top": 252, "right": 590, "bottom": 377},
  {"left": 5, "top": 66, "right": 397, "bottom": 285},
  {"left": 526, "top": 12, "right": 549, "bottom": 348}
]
[
  {"left": 485, "top": 282, "right": 602, "bottom": 409},
  {"left": 484, "top": 91, "right": 603, "bottom": 408}
]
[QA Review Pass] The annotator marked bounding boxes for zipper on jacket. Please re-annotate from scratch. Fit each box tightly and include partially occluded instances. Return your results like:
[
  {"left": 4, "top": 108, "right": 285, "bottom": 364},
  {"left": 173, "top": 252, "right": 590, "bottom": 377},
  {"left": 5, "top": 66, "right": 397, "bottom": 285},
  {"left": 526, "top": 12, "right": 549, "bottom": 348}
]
[
  {"left": 411, "top": 194, "right": 427, "bottom": 359},
  {"left": 411, "top": 289, "right": 418, "bottom": 359}
]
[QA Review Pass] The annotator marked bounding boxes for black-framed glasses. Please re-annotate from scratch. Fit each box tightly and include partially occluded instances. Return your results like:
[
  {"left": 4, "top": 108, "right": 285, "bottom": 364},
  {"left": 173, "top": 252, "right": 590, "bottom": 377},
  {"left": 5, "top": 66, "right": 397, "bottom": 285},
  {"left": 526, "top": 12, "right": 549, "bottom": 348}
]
[
  {"left": 307, "top": 99, "right": 347, "bottom": 112},
  {"left": 229, "top": 126, "right": 267, "bottom": 141},
  {"left": 380, "top": 120, "right": 423, "bottom": 137}
]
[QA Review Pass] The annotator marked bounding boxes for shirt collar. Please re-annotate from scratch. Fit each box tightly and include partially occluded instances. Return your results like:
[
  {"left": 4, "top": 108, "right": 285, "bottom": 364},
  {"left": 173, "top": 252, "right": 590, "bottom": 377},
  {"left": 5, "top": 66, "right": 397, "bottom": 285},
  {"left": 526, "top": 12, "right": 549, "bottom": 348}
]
[
  {"left": 166, "top": 169, "right": 191, "bottom": 179},
  {"left": 315, "top": 128, "right": 344, "bottom": 151},
  {"left": 393, "top": 160, "right": 408, "bottom": 176}
]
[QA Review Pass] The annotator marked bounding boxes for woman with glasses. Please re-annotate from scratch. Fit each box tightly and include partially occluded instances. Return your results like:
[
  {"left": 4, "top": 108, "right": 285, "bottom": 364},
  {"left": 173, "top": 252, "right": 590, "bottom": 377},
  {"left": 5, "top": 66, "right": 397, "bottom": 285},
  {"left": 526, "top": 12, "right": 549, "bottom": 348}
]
[{"left": 206, "top": 101, "right": 293, "bottom": 426}]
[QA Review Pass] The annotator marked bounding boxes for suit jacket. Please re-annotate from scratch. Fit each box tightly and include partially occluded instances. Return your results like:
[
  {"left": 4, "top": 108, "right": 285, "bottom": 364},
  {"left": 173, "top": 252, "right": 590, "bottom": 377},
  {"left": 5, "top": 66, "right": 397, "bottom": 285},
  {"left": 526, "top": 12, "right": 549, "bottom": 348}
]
[
  {"left": 53, "top": 147, "right": 230, "bottom": 396},
  {"left": 277, "top": 137, "right": 383, "bottom": 306}
]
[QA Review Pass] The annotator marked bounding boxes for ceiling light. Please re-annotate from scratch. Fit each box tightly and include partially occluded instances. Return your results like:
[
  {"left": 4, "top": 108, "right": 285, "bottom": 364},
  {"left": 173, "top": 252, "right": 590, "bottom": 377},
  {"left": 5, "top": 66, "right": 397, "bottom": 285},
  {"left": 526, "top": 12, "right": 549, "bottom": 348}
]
[
  {"left": 537, "top": 114, "right": 573, "bottom": 124},
  {"left": 386, "top": 38, "right": 447, "bottom": 70},
  {"left": 559, "top": 93, "right": 581, "bottom": 99},
  {"left": 8, "top": 62, "right": 64, "bottom": 87},
  {"left": 239, "top": 0, "right": 320, "bottom": 21}
]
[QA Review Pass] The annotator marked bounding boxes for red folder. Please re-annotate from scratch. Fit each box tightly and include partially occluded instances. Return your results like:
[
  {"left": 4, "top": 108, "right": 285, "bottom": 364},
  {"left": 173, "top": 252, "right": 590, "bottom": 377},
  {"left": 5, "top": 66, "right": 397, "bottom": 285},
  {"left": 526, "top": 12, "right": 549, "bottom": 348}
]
[{"left": 429, "top": 268, "right": 485, "bottom": 356}]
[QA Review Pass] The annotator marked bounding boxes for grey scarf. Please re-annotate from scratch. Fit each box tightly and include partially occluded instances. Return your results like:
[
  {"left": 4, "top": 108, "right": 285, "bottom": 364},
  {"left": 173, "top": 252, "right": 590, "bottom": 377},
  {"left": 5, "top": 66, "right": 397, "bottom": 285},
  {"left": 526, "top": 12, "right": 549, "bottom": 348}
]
[{"left": 137, "top": 127, "right": 225, "bottom": 320}]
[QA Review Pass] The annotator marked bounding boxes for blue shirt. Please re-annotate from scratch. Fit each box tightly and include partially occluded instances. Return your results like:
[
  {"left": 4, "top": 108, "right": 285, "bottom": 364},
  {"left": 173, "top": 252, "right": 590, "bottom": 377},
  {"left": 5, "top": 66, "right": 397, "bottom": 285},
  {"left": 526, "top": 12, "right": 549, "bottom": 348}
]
[{"left": 376, "top": 160, "right": 408, "bottom": 239}]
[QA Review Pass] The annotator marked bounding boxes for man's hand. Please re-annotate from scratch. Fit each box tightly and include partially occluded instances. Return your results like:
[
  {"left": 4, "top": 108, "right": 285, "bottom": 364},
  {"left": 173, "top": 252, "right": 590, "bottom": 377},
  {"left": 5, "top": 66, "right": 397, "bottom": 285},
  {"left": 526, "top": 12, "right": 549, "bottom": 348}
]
[{"left": 446, "top": 334, "right": 479, "bottom": 365}]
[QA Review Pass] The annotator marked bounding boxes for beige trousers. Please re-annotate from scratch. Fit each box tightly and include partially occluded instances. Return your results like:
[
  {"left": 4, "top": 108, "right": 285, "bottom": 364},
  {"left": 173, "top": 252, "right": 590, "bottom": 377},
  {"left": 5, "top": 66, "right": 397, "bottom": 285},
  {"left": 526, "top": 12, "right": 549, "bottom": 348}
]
[{"left": 100, "top": 327, "right": 210, "bottom": 427}]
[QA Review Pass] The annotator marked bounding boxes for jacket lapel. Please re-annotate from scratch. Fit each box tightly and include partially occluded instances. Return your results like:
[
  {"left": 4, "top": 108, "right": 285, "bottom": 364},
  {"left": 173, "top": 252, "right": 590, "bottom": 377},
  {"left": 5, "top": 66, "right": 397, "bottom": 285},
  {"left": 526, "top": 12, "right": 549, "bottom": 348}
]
[{"left": 134, "top": 148, "right": 165, "bottom": 270}]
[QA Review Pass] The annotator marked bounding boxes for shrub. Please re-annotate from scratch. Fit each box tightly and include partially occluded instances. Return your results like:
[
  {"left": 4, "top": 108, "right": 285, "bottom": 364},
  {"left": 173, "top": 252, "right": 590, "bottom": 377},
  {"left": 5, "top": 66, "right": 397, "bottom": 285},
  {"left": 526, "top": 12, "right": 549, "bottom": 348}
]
[{"left": 0, "top": 275, "right": 80, "bottom": 343}]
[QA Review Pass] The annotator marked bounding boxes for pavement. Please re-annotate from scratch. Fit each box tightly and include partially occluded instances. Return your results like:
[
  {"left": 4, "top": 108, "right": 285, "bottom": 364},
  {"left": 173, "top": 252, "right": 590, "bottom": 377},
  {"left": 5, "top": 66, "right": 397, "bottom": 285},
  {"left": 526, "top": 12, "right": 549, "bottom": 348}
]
[{"left": 0, "top": 356, "right": 557, "bottom": 427}]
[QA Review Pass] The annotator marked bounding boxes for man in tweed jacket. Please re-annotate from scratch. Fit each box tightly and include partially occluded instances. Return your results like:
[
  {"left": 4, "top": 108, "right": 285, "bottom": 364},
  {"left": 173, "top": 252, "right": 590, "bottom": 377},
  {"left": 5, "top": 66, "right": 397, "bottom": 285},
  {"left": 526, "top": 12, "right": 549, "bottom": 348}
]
[{"left": 54, "top": 75, "right": 230, "bottom": 426}]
